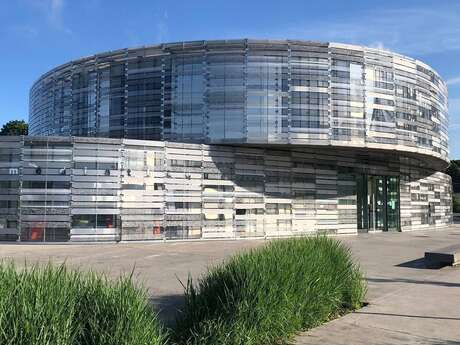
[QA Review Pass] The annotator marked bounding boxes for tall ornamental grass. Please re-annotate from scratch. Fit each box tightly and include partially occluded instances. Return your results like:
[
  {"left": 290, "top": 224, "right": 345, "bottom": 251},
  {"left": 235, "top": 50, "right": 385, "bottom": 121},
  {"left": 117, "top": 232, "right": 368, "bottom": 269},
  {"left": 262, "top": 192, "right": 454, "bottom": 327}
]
[
  {"left": 174, "top": 236, "right": 366, "bottom": 345},
  {"left": 0, "top": 263, "right": 167, "bottom": 345}
]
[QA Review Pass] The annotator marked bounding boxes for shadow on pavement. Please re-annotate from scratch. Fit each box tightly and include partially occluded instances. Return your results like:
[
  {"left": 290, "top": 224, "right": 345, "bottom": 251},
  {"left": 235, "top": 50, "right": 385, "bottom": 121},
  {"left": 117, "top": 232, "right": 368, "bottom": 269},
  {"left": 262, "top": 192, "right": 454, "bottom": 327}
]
[
  {"left": 354, "top": 311, "right": 460, "bottom": 321},
  {"left": 149, "top": 294, "right": 185, "bottom": 327},
  {"left": 395, "top": 257, "right": 430, "bottom": 269},
  {"left": 366, "top": 277, "right": 460, "bottom": 288}
]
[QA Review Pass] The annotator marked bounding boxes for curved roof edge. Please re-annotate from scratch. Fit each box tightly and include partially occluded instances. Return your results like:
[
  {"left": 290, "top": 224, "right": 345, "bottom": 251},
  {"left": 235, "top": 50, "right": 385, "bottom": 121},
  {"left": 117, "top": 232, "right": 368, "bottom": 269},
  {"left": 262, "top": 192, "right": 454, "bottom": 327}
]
[{"left": 30, "top": 38, "right": 447, "bottom": 89}]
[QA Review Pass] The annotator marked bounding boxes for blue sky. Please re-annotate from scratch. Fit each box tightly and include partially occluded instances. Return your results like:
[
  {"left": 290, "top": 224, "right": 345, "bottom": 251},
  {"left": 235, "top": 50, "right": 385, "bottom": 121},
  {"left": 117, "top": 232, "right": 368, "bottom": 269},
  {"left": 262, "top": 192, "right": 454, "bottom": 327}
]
[{"left": 1, "top": 0, "right": 460, "bottom": 157}]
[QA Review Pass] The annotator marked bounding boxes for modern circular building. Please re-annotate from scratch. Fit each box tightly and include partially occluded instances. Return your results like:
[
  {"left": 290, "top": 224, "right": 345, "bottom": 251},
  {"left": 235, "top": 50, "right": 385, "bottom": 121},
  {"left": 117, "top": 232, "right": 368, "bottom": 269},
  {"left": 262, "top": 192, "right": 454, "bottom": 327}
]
[{"left": 0, "top": 39, "right": 451, "bottom": 242}]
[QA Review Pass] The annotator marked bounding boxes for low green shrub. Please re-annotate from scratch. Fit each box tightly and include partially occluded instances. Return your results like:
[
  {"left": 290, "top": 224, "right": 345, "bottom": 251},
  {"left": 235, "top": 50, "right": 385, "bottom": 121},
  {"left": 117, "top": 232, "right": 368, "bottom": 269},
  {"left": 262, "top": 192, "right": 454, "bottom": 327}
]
[
  {"left": 0, "top": 237, "right": 366, "bottom": 345},
  {"left": 0, "top": 263, "right": 167, "bottom": 345},
  {"left": 453, "top": 195, "right": 460, "bottom": 213},
  {"left": 174, "top": 236, "right": 366, "bottom": 345}
]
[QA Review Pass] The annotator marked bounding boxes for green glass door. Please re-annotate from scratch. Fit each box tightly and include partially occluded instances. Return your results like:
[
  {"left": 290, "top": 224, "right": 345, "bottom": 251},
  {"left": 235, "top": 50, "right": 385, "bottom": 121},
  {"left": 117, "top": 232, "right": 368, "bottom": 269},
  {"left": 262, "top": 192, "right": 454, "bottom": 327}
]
[
  {"left": 374, "top": 176, "right": 386, "bottom": 231},
  {"left": 386, "top": 176, "right": 400, "bottom": 231},
  {"left": 356, "top": 174, "right": 400, "bottom": 232}
]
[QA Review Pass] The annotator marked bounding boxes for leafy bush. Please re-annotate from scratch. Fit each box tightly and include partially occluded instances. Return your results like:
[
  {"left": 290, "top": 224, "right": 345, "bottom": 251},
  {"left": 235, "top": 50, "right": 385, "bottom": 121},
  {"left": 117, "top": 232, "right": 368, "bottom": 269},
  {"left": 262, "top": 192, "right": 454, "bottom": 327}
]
[
  {"left": 0, "top": 263, "right": 167, "bottom": 345},
  {"left": 453, "top": 195, "right": 460, "bottom": 213},
  {"left": 174, "top": 236, "right": 366, "bottom": 345}
]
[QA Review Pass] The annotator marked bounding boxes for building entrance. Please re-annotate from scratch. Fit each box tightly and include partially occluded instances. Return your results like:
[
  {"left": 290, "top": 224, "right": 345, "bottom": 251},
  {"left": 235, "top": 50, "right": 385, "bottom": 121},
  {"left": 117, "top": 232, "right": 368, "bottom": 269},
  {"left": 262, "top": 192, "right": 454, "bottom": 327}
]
[{"left": 356, "top": 175, "right": 400, "bottom": 232}]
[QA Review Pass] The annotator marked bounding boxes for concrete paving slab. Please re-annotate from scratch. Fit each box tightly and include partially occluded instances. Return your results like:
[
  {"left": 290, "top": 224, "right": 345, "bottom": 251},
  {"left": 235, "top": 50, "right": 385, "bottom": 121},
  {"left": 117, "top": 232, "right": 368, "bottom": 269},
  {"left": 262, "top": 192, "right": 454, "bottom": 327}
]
[
  {"left": 298, "top": 227, "right": 460, "bottom": 344},
  {"left": 1, "top": 227, "right": 460, "bottom": 344}
]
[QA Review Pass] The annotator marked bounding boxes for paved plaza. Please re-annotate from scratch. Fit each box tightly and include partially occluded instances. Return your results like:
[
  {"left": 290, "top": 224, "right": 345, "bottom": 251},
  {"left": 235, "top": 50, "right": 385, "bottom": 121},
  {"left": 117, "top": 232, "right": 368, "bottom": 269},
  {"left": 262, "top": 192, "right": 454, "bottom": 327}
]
[{"left": 1, "top": 227, "right": 460, "bottom": 344}]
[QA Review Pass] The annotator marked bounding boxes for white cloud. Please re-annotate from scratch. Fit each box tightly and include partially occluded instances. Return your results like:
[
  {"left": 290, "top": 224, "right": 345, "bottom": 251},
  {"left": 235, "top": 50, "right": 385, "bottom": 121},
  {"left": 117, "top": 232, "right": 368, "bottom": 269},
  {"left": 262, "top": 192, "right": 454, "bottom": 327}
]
[
  {"left": 369, "top": 41, "right": 387, "bottom": 50},
  {"left": 448, "top": 99, "right": 460, "bottom": 157},
  {"left": 450, "top": 98, "right": 460, "bottom": 113},
  {"left": 447, "top": 77, "right": 460, "bottom": 86},
  {"left": 124, "top": 8, "right": 169, "bottom": 47},
  {"left": 155, "top": 10, "right": 169, "bottom": 43},
  {"left": 26, "top": 0, "right": 72, "bottom": 34},
  {"left": 48, "top": 0, "right": 72, "bottom": 34},
  {"left": 449, "top": 99, "right": 460, "bottom": 130},
  {"left": 49, "top": 0, "right": 63, "bottom": 24},
  {"left": 260, "top": 6, "right": 460, "bottom": 56}
]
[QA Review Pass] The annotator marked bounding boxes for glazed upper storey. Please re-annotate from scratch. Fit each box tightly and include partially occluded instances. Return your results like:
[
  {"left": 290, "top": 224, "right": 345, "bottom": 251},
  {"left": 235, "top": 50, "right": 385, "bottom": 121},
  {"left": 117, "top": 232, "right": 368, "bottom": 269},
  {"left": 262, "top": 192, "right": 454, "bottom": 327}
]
[{"left": 29, "top": 39, "right": 449, "bottom": 163}]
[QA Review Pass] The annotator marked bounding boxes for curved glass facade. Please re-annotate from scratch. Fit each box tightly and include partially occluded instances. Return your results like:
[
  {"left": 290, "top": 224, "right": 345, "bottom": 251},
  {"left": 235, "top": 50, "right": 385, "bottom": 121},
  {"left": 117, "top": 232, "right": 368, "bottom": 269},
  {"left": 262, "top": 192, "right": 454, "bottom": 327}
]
[{"left": 29, "top": 40, "right": 449, "bottom": 163}]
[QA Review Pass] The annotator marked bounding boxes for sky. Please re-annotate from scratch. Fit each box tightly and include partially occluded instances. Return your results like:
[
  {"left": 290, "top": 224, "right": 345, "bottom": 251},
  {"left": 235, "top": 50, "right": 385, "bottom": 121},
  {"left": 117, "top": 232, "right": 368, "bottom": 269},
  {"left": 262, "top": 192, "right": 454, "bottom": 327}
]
[{"left": 1, "top": 0, "right": 460, "bottom": 157}]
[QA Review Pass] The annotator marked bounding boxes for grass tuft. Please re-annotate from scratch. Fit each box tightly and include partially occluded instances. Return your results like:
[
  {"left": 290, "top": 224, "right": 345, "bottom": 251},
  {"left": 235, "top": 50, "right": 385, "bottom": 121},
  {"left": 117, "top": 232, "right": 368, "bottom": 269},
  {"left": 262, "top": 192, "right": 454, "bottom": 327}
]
[
  {"left": 0, "top": 262, "right": 167, "bottom": 345},
  {"left": 0, "top": 237, "right": 366, "bottom": 345},
  {"left": 173, "top": 236, "right": 366, "bottom": 345}
]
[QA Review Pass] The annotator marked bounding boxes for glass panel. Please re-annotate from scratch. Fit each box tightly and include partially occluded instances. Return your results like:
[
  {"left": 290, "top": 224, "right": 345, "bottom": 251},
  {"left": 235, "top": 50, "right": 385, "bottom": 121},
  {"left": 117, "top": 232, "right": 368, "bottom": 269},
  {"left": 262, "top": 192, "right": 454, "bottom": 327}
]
[
  {"left": 44, "top": 228, "right": 70, "bottom": 242},
  {"left": 368, "top": 176, "right": 374, "bottom": 230},
  {"left": 171, "top": 55, "right": 205, "bottom": 141},
  {"left": 207, "top": 53, "right": 246, "bottom": 141},
  {"left": 374, "top": 176, "right": 386, "bottom": 230},
  {"left": 356, "top": 174, "right": 368, "bottom": 232},
  {"left": 97, "top": 214, "right": 117, "bottom": 228},
  {"left": 386, "top": 177, "right": 400, "bottom": 231},
  {"left": 72, "top": 214, "right": 118, "bottom": 229},
  {"left": 72, "top": 214, "right": 96, "bottom": 228}
]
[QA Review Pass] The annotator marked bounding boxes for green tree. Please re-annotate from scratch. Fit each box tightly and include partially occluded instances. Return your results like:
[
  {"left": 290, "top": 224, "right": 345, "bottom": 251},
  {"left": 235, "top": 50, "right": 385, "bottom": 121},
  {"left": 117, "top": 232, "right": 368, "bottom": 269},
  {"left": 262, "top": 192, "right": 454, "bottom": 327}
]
[
  {"left": 446, "top": 160, "right": 460, "bottom": 213},
  {"left": 446, "top": 160, "right": 460, "bottom": 193},
  {"left": 0, "top": 120, "right": 28, "bottom": 136}
]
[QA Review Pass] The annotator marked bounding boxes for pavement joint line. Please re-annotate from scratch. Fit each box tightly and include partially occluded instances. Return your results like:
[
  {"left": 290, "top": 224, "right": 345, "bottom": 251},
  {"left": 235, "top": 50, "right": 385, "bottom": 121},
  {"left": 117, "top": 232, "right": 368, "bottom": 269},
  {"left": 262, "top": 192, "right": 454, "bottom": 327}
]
[
  {"left": 357, "top": 322, "right": 454, "bottom": 343},
  {"left": 366, "top": 268, "right": 456, "bottom": 306},
  {"left": 300, "top": 314, "right": 455, "bottom": 344}
]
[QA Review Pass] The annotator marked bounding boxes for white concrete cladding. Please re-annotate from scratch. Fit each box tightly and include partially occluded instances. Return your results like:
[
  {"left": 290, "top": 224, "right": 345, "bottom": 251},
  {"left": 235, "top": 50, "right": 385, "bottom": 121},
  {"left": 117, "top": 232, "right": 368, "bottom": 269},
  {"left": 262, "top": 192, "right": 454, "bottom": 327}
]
[
  {"left": 29, "top": 39, "right": 449, "bottom": 164},
  {"left": 0, "top": 136, "right": 452, "bottom": 242}
]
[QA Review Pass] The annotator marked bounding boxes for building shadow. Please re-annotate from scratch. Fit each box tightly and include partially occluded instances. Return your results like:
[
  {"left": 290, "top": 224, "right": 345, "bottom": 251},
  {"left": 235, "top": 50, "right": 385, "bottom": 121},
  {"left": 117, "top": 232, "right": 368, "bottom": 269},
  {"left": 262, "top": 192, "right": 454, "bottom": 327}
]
[
  {"left": 366, "top": 276, "right": 460, "bottom": 288},
  {"left": 208, "top": 143, "right": 437, "bottom": 199}
]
